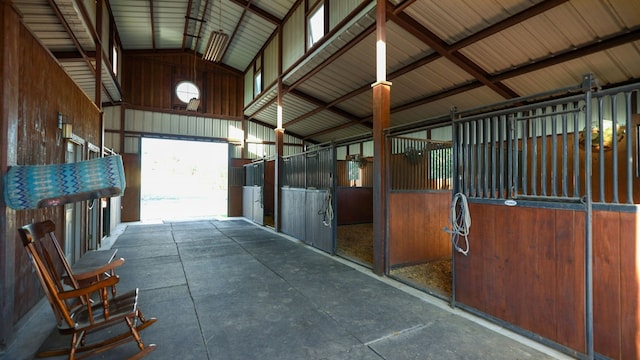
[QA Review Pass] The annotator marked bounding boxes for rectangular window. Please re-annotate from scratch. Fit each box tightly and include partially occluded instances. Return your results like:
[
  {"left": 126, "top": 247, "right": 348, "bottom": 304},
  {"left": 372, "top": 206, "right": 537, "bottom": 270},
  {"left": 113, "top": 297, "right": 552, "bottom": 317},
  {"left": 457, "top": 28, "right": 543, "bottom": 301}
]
[
  {"left": 308, "top": 4, "right": 325, "bottom": 48},
  {"left": 112, "top": 45, "right": 119, "bottom": 76},
  {"left": 255, "top": 70, "right": 262, "bottom": 95}
]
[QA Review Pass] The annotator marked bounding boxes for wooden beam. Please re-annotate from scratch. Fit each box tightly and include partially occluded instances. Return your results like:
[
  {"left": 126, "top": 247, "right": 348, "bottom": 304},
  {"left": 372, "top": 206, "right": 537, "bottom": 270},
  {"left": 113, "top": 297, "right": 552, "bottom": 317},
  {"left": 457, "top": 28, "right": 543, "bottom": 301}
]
[
  {"left": 229, "top": 0, "right": 281, "bottom": 25},
  {"left": 150, "top": 0, "right": 156, "bottom": 50},
  {"left": 388, "top": 10, "right": 519, "bottom": 99}
]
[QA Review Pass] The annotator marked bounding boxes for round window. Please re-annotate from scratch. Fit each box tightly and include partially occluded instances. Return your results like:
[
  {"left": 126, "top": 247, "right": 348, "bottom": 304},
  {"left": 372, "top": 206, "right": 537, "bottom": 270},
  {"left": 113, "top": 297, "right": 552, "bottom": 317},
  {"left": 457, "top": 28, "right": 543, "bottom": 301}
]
[{"left": 176, "top": 81, "right": 200, "bottom": 103}]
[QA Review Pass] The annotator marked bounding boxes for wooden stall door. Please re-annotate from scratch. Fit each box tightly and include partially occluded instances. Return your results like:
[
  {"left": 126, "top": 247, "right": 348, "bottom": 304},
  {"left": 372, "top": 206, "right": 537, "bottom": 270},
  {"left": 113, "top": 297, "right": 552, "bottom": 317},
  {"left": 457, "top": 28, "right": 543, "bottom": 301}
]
[{"left": 121, "top": 154, "right": 141, "bottom": 222}]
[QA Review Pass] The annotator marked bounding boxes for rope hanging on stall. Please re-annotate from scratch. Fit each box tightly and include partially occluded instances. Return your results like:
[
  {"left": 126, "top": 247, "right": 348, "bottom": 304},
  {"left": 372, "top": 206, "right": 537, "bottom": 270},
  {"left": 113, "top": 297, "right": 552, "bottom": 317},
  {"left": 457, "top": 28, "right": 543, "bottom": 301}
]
[
  {"left": 319, "top": 188, "right": 334, "bottom": 227},
  {"left": 444, "top": 193, "right": 471, "bottom": 256}
]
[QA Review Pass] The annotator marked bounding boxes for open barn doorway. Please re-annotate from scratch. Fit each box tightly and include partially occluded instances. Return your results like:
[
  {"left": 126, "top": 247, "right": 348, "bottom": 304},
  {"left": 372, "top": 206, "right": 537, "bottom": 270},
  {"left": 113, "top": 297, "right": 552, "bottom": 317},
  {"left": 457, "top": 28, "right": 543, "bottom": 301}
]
[
  {"left": 141, "top": 138, "right": 228, "bottom": 222},
  {"left": 386, "top": 128, "right": 454, "bottom": 299},
  {"left": 335, "top": 141, "right": 374, "bottom": 267}
]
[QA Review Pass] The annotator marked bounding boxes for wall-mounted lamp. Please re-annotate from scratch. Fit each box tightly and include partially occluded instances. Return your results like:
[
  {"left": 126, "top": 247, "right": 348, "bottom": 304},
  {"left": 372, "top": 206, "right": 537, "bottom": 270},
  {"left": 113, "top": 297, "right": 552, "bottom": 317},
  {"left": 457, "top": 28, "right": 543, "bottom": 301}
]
[
  {"left": 186, "top": 97, "right": 200, "bottom": 111},
  {"left": 57, "top": 112, "right": 73, "bottom": 139}
]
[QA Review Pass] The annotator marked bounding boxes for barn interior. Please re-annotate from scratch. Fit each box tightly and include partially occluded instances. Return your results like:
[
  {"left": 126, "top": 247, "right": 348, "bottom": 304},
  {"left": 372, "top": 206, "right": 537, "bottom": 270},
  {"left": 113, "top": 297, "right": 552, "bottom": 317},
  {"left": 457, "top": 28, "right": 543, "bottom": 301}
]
[{"left": 1, "top": 0, "right": 640, "bottom": 359}]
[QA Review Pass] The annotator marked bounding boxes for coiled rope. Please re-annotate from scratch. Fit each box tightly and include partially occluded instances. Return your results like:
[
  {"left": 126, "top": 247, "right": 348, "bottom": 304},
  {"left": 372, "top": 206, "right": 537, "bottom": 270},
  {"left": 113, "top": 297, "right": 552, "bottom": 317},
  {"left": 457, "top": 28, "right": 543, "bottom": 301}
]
[
  {"left": 444, "top": 193, "right": 471, "bottom": 256},
  {"left": 319, "top": 189, "right": 334, "bottom": 227}
]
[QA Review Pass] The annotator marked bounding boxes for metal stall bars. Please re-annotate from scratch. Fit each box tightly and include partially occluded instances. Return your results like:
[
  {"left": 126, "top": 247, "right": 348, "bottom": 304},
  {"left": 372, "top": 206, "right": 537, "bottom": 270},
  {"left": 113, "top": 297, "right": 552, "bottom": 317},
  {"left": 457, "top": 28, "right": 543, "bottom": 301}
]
[
  {"left": 451, "top": 74, "right": 640, "bottom": 360},
  {"left": 280, "top": 145, "right": 335, "bottom": 253},
  {"left": 243, "top": 159, "right": 265, "bottom": 224}
]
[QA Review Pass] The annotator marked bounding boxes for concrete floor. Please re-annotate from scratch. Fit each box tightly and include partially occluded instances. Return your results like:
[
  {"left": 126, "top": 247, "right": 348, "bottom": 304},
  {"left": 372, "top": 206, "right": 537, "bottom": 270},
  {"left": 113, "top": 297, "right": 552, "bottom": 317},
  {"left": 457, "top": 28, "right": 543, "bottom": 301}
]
[{"left": 2, "top": 218, "right": 572, "bottom": 359}]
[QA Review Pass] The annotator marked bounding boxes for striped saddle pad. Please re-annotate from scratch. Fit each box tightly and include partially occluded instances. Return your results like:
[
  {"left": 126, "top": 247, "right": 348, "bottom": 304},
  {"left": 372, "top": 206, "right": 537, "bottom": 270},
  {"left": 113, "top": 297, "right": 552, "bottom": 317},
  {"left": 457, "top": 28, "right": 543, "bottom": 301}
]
[{"left": 3, "top": 155, "right": 126, "bottom": 210}]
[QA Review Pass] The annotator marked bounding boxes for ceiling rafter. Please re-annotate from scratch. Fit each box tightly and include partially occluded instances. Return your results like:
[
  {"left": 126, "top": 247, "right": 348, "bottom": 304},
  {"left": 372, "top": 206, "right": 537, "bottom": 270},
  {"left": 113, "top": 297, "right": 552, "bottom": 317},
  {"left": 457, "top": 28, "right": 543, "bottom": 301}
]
[
  {"left": 150, "top": 0, "right": 156, "bottom": 49},
  {"left": 286, "top": 89, "right": 363, "bottom": 126},
  {"left": 388, "top": 9, "right": 519, "bottom": 99},
  {"left": 491, "top": 28, "right": 640, "bottom": 82},
  {"left": 229, "top": 0, "right": 281, "bottom": 25},
  {"left": 298, "top": 0, "right": 575, "bottom": 139},
  {"left": 181, "top": 0, "right": 195, "bottom": 49},
  {"left": 448, "top": 0, "right": 570, "bottom": 52}
]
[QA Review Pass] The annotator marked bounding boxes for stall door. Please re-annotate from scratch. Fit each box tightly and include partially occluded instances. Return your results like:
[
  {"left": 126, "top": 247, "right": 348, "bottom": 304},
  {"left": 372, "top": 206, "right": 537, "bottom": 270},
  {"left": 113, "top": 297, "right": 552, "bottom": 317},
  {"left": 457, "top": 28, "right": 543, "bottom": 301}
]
[{"left": 304, "top": 147, "right": 334, "bottom": 253}]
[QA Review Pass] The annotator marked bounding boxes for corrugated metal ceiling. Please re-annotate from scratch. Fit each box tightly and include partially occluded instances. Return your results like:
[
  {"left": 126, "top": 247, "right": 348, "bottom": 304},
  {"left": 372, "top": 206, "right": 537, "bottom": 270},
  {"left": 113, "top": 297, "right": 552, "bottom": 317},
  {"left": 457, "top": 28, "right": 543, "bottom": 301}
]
[{"left": 12, "top": 0, "right": 640, "bottom": 144}]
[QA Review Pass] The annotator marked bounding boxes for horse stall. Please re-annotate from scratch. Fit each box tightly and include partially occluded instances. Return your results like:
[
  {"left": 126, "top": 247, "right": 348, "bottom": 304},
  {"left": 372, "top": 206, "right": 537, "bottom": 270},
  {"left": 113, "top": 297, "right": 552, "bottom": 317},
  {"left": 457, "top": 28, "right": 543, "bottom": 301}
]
[
  {"left": 451, "top": 75, "right": 640, "bottom": 359},
  {"left": 280, "top": 147, "right": 333, "bottom": 253},
  {"left": 385, "top": 128, "right": 453, "bottom": 296},
  {"left": 242, "top": 159, "right": 275, "bottom": 226},
  {"left": 333, "top": 140, "right": 375, "bottom": 266}
]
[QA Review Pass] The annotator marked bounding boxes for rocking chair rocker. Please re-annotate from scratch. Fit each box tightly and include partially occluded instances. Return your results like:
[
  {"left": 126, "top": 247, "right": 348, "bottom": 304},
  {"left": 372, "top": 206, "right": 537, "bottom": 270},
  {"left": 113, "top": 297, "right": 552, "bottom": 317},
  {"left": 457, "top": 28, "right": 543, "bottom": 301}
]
[{"left": 18, "top": 220, "right": 157, "bottom": 359}]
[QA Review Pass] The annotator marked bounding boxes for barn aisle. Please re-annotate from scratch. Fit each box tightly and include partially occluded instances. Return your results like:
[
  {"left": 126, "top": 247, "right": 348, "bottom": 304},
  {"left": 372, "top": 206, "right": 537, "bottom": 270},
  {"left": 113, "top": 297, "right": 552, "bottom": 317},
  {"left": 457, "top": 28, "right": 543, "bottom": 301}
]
[{"left": 5, "top": 218, "right": 568, "bottom": 360}]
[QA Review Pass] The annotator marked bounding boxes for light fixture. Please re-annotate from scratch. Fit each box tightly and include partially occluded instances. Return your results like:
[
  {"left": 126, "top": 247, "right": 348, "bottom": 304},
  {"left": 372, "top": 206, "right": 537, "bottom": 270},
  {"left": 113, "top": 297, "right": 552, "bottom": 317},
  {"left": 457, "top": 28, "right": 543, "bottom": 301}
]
[
  {"left": 57, "top": 112, "right": 73, "bottom": 139},
  {"left": 203, "top": 0, "right": 228, "bottom": 63},
  {"left": 186, "top": 97, "right": 200, "bottom": 111},
  {"left": 203, "top": 31, "right": 229, "bottom": 63}
]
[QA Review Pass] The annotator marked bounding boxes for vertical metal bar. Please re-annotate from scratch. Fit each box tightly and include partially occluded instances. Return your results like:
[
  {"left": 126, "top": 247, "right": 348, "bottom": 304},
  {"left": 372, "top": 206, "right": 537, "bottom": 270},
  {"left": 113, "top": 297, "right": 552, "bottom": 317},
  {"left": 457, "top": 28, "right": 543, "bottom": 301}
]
[
  {"left": 522, "top": 117, "right": 528, "bottom": 195},
  {"left": 573, "top": 104, "right": 581, "bottom": 197},
  {"left": 471, "top": 122, "right": 477, "bottom": 197},
  {"left": 611, "top": 94, "right": 619, "bottom": 204},
  {"left": 531, "top": 113, "right": 538, "bottom": 196},
  {"left": 508, "top": 114, "right": 522, "bottom": 197},
  {"left": 450, "top": 108, "right": 459, "bottom": 309},
  {"left": 598, "top": 97, "right": 605, "bottom": 202},
  {"left": 551, "top": 106, "right": 558, "bottom": 197},
  {"left": 626, "top": 91, "right": 634, "bottom": 204},
  {"left": 490, "top": 117, "right": 496, "bottom": 198},
  {"left": 484, "top": 117, "right": 490, "bottom": 198},
  {"left": 462, "top": 123, "right": 468, "bottom": 194},
  {"left": 541, "top": 108, "right": 548, "bottom": 196},
  {"left": 583, "top": 73, "right": 595, "bottom": 360},
  {"left": 561, "top": 104, "right": 569, "bottom": 197},
  {"left": 507, "top": 114, "right": 513, "bottom": 197},
  {"left": 498, "top": 116, "right": 505, "bottom": 198}
]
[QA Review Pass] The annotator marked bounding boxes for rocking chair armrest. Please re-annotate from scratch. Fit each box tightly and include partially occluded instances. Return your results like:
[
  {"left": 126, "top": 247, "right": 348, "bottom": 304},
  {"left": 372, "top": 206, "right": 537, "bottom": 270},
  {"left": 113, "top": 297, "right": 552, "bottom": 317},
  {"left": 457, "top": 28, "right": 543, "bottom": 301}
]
[
  {"left": 58, "top": 276, "right": 120, "bottom": 300},
  {"left": 73, "top": 258, "right": 125, "bottom": 281}
]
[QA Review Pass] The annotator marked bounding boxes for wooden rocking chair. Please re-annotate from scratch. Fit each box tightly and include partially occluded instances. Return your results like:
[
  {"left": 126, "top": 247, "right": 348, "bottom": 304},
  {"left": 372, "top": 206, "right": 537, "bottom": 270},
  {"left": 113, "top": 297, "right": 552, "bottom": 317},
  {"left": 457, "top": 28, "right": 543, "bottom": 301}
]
[{"left": 18, "top": 220, "right": 157, "bottom": 359}]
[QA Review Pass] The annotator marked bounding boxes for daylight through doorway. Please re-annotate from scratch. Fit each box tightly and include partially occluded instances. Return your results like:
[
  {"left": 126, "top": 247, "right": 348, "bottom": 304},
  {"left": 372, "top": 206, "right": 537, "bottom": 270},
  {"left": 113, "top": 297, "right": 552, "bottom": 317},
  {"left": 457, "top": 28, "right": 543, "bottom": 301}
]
[{"left": 141, "top": 138, "right": 228, "bottom": 221}]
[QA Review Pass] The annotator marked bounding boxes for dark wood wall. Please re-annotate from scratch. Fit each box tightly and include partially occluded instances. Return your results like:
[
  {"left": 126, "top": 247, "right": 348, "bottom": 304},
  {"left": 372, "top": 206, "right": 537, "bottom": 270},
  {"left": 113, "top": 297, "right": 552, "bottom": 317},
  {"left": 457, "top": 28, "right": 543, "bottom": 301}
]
[
  {"left": 122, "top": 52, "right": 244, "bottom": 119},
  {"left": 336, "top": 187, "right": 373, "bottom": 225},
  {"left": 455, "top": 203, "right": 640, "bottom": 358},
  {"left": 11, "top": 22, "right": 102, "bottom": 324},
  {"left": 388, "top": 192, "right": 451, "bottom": 266}
]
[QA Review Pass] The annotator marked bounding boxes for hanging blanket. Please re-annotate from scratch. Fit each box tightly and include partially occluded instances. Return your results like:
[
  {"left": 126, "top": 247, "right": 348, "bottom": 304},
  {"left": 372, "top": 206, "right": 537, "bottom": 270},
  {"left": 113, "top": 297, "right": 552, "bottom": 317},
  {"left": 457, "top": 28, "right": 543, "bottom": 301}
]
[{"left": 3, "top": 155, "right": 126, "bottom": 210}]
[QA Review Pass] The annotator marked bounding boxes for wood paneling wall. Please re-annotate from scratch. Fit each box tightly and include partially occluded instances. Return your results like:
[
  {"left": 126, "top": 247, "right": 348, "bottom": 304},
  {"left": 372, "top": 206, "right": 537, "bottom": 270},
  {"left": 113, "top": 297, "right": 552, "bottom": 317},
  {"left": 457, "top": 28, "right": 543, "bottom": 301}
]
[
  {"left": 455, "top": 204, "right": 586, "bottom": 353},
  {"left": 121, "top": 154, "right": 141, "bottom": 222},
  {"left": 455, "top": 203, "right": 640, "bottom": 357},
  {"left": 593, "top": 210, "right": 639, "bottom": 359},
  {"left": 388, "top": 192, "right": 451, "bottom": 265},
  {"left": 336, "top": 187, "right": 373, "bottom": 224},
  {"left": 12, "top": 23, "right": 102, "bottom": 324},
  {"left": 122, "top": 53, "right": 243, "bottom": 119}
]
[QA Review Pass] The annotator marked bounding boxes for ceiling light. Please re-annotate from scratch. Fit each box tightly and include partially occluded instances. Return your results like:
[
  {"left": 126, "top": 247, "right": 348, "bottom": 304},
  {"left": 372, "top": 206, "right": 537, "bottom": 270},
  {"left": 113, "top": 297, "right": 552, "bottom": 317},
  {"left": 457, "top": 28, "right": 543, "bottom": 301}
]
[{"left": 203, "top": 31, "right": 229, "bottom": 63}]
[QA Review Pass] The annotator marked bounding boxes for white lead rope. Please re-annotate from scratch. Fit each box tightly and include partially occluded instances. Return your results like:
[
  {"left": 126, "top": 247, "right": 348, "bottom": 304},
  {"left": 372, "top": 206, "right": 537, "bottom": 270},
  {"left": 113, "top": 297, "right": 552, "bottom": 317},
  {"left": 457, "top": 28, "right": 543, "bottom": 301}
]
[{"left": 444, "top": 193, "right": 471, "bottom": 256}]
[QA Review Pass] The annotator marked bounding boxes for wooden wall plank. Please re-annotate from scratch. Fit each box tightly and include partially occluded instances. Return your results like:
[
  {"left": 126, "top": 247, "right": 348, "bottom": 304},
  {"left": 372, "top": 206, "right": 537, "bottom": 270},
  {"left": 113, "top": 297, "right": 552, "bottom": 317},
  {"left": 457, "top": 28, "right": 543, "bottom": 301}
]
[
  {"left": 455, "top": 203, "right": 587, "bottom": 353},
  {"left": 619, "top": 210, "right": 640, "bottom": 359},
  {"left": 336, "top": 187, "right": 373, "bottom": 224},
  {"left": 554, "top": 209, "right": 585, "bottom": 352},
  {"left": 388, "top": 192, "right": 451, "bottom": 265},
  {"left": 593, "top": 211, "right": 622, "bottom": 359}
]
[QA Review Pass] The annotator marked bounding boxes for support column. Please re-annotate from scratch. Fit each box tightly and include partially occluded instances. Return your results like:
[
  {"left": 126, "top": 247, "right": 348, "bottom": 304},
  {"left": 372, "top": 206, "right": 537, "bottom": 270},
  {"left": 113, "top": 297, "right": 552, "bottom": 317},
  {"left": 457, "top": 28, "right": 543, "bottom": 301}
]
[
  {"left": 274, "top": 78, "right": 284, "bottom": 232},
  {"left": 0, "top": 0, "right": 20, "bottom": 350},
  {"left": 372, "top": 0, "right": 390, "bottom": 275}
]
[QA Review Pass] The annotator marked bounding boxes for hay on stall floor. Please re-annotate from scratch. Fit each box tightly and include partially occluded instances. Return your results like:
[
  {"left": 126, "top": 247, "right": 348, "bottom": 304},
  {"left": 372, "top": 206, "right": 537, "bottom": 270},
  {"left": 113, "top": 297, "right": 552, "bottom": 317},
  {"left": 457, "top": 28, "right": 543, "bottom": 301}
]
[
  {"left": 336, "top": 223, "right": 373, "bottom": 265},
  {"left": 390, "top": 259, "right": 452, "bottom": 296}
]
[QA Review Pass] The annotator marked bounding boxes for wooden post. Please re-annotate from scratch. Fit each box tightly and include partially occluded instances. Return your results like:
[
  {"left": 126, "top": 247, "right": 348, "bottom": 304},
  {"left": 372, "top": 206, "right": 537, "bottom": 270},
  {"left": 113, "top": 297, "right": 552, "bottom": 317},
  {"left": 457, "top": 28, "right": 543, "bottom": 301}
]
[
  {"left": 0, "top": 0, "right": 20, "bottom": 350},
  {"left": 372, "top": 0, "right": 390, "bottom": 275}
]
